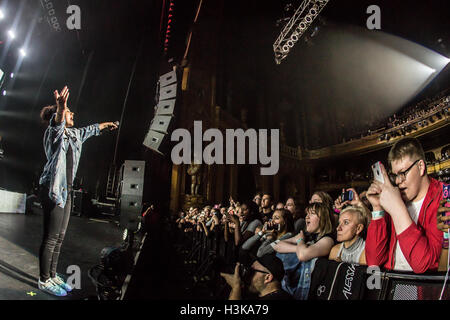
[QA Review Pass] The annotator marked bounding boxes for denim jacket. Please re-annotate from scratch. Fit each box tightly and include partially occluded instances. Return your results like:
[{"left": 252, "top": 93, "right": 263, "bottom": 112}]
[
  {"left": 276, "top": 252, "right": 317, "bottom": 300},
  {"left": 39, "top": 113, "right": 100, "bottom": 208}
]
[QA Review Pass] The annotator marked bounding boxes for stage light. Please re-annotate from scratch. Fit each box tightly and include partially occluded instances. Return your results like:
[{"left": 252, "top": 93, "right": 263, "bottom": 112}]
[
  {"left": 8, "top": 30, "right": 15, "bottom": 39},
  {"left": 19, "top": 48, "right": 26, "bottom": 57}
]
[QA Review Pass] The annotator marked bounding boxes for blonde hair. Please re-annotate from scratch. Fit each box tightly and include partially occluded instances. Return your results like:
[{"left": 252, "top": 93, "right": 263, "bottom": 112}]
[
  {"left": 387, "top": 137, "right": 425, "bottom": 166},
  {"left": 340, "top": 206, "right": 369, "bottom": 238}
]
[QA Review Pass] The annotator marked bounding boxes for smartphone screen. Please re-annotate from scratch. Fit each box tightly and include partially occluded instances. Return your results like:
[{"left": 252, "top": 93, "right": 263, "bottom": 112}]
[{"left": 372, "top": 162, "right": 384, "bottom": 184}]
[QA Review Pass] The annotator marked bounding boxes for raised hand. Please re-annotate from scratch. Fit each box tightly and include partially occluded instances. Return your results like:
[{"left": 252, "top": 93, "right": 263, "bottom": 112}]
[
  {"left": 54, "top": 86, "right": 69, "bottom": 110},
  {"left": 366, "top": 181, "right": 383, "bottom": 212},
  {"left": 372, "top": 162, "right": 408, "bottom": 222},
  {"left": 334, "top": 189, "right": 347, "bottom": 211},
  {"left": 346, "top": 188, "right": 364, "bottom": 207}
]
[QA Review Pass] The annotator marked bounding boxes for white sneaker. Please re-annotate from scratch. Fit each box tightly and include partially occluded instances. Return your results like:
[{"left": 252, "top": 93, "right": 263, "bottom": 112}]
[
  {"left": 52, "top": 274, "right": 73, "bottom": 292},
  {"left": 38, "top": 278, "right": 67, "bottom": 297}
]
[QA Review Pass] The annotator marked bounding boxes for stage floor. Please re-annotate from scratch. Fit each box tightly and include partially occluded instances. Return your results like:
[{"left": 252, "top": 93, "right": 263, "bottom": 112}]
[{"left": 0, "top": 209, "right": 124, "bottom": 300}]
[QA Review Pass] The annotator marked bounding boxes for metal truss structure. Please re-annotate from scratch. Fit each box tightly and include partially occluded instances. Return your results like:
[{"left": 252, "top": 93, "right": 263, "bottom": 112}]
[{"left": 273, "top": 0, "right": 330, "bottom": 64}]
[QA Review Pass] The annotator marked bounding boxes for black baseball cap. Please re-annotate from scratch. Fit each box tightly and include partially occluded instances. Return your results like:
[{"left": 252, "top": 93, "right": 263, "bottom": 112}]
[
  {"left": 256, "top": 254, "right": 285, "bottom": 282},
  {"left": 237, "top": 250, "right": 285, "bottom": 282}
]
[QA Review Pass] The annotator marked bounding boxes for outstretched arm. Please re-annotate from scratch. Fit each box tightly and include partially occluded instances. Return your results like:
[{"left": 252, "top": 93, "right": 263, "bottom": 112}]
[
  {"left": 99, "top": 122, "right": 119, "bottom": 131},
  {"left": 77, "top": 122, "right": 118, "bottom": 143}
]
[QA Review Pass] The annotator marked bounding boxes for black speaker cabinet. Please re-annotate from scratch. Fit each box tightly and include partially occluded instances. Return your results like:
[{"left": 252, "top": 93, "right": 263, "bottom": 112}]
[{"left": 119, "top": 160, "right": 145, "bottom": 231}]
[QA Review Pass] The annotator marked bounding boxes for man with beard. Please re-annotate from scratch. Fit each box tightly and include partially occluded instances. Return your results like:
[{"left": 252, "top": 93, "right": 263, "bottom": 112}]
[{"left": 220, "top": 255, "right": 291, "bottom": 300}]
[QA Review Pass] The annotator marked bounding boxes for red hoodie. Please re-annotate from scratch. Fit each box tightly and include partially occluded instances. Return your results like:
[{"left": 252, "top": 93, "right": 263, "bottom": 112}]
[{"left": 365, "top": 178, "right": 444, "bottom": 274}]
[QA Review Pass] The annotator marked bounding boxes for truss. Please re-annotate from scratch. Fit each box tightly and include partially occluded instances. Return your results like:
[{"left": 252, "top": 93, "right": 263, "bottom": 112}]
[{"left": 273, "top": 0, "right": 330, "bottom": 64}]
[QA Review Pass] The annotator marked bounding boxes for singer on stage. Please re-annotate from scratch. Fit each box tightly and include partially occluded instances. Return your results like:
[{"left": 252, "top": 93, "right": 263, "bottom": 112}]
[{"left": 37, "top": 86, "right": 118, "bottom": 296}]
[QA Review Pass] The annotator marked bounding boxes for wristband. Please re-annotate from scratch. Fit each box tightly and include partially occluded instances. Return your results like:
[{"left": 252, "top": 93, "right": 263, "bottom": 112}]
[
  {"left": 270, "top": 240, "right": 280, "bottom": 249},
  {"left": 296, "top": 238, "right": 304, "bottom": 245},
  {"left": 371, "top": 210, "right": 385, "bottom": 219}
]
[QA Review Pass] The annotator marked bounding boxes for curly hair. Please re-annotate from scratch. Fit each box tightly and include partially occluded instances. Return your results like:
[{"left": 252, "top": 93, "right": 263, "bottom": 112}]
[{"left": 40, "top": 105, "right": 57, "bottom": 125}]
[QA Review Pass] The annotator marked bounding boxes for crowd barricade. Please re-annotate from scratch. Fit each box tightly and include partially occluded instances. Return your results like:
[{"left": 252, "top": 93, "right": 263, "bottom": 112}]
[
  {"left": 309, "top": 257, "right": 450, "bottom": 300},
  {"left": 175, "top": 223, "right": 239, "bottom": 297}
]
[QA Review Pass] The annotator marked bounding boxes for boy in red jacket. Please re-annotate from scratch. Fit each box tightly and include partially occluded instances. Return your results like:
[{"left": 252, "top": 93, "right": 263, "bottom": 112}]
[{"left": 365, "top": 137, "right": 443, "bottom": 274}]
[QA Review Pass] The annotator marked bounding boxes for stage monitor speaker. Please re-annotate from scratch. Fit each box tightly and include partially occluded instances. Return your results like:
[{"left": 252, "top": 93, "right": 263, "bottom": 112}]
[
  {"left": 143, "top": 69, "right": 178, "bottom": 155},
  {"left": 119, "top": 160, "right": 145, "bottom": 232},
  {"left": 0, "top": 189, "right": 26, "bottom": 214}
]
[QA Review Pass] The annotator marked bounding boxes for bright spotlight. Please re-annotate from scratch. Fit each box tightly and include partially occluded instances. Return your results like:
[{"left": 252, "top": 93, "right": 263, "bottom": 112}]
[
  {"left": 19, "top": 48, "right": 26, "bottom": 57},
  {"left": 8, "top": 30, "right": 15, "bottom": 39}
]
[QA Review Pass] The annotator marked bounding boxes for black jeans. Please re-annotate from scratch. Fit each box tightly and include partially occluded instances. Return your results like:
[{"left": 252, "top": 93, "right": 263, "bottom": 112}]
[{"left": 39, "top": 186, "right": 72, "bottom": 281}]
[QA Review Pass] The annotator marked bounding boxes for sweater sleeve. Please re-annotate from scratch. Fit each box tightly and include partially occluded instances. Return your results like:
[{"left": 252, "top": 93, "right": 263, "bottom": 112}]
[
  {"left": 365, "top": 214, "right": 391, "bottom": 267},
  {"left": 397, "top": 206, "right": 443, "bottom": 273},
  {"left": 241, "top": 233, "right": 262, "bottom": 251},
  {"left": 257, "top": 232, "right": 294, "bottom": 257},
  {"left": 257, "top": 239, "right": 275, "bottom": 257}
]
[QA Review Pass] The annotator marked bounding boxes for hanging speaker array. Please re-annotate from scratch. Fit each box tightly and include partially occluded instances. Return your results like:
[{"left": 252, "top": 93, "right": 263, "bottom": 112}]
[{"left": 143, "top": 70, "right": 178, "bottom": 155}]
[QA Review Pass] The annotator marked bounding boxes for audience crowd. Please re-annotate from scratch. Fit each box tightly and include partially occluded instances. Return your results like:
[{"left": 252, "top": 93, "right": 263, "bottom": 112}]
[{"left": 173, "top": 137, "right": 450, "bottom": 300}]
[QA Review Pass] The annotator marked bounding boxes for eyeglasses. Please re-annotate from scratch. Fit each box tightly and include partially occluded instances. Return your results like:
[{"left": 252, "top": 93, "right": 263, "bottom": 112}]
[{"left": 388, "top": 159, "right": 421, "bottom": 185}]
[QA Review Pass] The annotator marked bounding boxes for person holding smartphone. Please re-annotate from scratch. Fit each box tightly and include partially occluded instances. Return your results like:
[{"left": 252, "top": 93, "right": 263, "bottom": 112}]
[
  {"left": 241, "top": 209, "right": 295, "bottom": 257},
  {"left": 365, "top": 137, "right": 444, "bottom": 274},
  {"left": 38, "top": 86, "right": 118, "bottom": 296}
]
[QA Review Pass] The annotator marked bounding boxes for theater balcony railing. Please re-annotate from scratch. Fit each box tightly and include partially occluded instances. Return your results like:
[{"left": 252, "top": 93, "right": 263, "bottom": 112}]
[
  {"left": 428, "top": 158, "right": 450, "bottom": 175},
  {"left": 280, "top": 105, "right": 449, "bottom": 162}
]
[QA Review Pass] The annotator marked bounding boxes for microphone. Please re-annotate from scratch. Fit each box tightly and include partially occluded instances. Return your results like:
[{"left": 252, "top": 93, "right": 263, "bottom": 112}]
[{"left": 110, "top": 121, "right": 119, "bottom": 131}]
